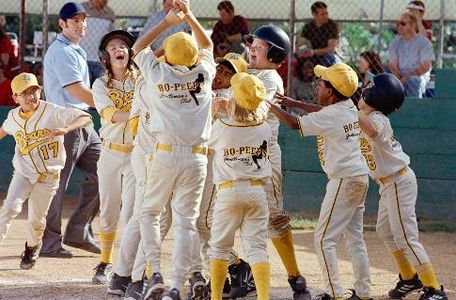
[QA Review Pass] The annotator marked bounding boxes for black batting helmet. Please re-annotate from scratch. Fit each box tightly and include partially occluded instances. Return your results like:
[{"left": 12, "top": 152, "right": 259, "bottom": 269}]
[
  {"left": 363, "top": 73, "right": 405, "bottom": 115},
  {"left": 253, "top": 25, "right": 290, "bottom": 64},
  {"left": 98, "top": 30, "right": 135, "bottom": 64}
]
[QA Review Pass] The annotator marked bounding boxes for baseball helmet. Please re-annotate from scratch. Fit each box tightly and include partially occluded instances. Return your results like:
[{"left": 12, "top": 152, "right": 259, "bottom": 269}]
[
  {"left": 363, "top": 73, "right": 405, "bottom": 115},
  {"left": 253, "top": 25, "right": 290, "bottom": 64},
  {"left": 98, "top": 30, "right": 135, "bottom": 64}
]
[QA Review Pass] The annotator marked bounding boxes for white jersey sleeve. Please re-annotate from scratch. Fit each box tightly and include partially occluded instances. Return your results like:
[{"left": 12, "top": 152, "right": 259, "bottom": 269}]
[{"left": 2, "top": 110, "right": 16, "bottom": 135}]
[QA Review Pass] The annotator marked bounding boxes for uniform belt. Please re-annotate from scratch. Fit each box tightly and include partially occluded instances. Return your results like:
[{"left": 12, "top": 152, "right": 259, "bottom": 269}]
[
  {"left": 38, "top": 172, "right": 59, "bottom": 183},
  {"left": 102, "top": 140, "right": 134, "bottom": 153},
  {"left": 376, "top": 166, "right": 408, "bottom": 185},
  {"left": 218, "top": 179, "right": 264, "bottom": 190},
  {"left": 156, "top": 143, "right": 208, "bottom": 156}
]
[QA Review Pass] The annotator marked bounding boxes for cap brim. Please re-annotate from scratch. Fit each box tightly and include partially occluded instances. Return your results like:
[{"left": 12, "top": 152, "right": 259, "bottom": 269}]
[
  {"left": 215, "top": 57, "right": 238, "bottom": 73},
  {"left": 314, "top": 65, "right": 329, "bottom": 80}
]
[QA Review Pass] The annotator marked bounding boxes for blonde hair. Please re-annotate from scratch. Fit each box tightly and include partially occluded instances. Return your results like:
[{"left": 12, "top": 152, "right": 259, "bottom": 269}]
[{"left": 227, "top": 97, "right": 267, "bottom": 125}]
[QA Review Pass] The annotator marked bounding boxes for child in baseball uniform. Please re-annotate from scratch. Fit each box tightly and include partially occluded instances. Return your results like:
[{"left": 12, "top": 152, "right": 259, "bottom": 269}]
[
  {"left": 132, "top": 1, "right": 216, "bottom": 299},
  {"left": 91, "top": 30, "right": 138, "bottom": 284},
  {"left": 247, "top": 25, "right": 311, "bottom": 300},
  {"left": 268, "top": 63, "right": 372, "bottom": 300},
  {"left": 0, "top": 72, "right": 91, "bottom": 269},
  {"left": 358, "top": 73, "right": 448, "bottom": 300},
  {"left": 209, "top": 72, "right": 271, "bottom": 300}
]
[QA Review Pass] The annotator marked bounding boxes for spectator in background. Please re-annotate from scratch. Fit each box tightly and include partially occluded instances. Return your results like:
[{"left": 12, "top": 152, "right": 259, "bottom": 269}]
[
  {"left": 0, "top": 18, "right": 20, "bottom": 80},
  {"left": 296, "top": 1, "right": 341, "bottom": 67},
  {"left": 0, "top": 60, "right": 14, "bottom": 106},
  {"left": 138, "top": 0, "right": 191, "bottom": 51},
  {"left": 80, "top": 0, "right": 116, "bottom": 86},
  {"left": 352, "top": 50, "right": 384, "bottom": 105},
  {"left": 407, "top": 0, "right": 432, "bottom": 41},
  {"left": 211, "top": 1, "right": 249, "bottom": 58},
  {"left": 388, "top": 12, "right": 434, "bottom": 98},
  {"left": 289, "top": 56, "right": 317, "bottom": 104}
]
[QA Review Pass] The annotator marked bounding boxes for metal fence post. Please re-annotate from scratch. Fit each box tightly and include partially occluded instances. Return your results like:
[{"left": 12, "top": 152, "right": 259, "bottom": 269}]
[
  {"left": 287, "top": 0, "right": 296, "bottom": 97},
  {"left": 437, "top": 0, "right": 445, "bottom": 68},
  {"left": 42, "top": 0, "right": 49, "bottom": 62},
  {"left": 19, "top": 0, "right": 26, "bottom": 72},
  {"left": 377, "top": 0, "right": 385, "bottom": 53}
]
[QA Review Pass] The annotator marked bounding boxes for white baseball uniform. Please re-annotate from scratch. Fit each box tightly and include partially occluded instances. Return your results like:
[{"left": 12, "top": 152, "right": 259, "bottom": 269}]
[
  {"left": 297, "top": 99, "right": 371, "bottom": 298},
  {"left": 134, "top": 47, "right": 216, "bottom": 289},
  {"left": 93, "top": 74, "right": 136, "bottom": 236},
  {"left": 248, "top": 69, "right": 286, "bottom": 238},
  {"left": 0, "top": 101, "right": 89, "bottom": 246},
  {"left": 360, "top": 111, "right": 430, "bottom": 266},
  {"left": 209, "top": 117, "right": 272, "bottom": 265}
]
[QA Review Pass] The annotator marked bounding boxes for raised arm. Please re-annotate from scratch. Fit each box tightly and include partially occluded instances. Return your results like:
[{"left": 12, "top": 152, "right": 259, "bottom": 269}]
[
  {"left": 275, "top": 93, "right": 322, "bottom": 113},
  {"left": 48, "top": 114, "right": 92, "bottom": 138},
  {"left": 266, "top": 100, "right": 299, "bottom": 130},
  {"left": 358, "top": 111, "right": 378, "bottom": 138}
]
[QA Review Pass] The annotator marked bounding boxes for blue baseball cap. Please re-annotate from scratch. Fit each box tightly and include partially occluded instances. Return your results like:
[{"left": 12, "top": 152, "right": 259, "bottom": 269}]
[{"left": 59, "top": 2, "right": 87, "bottom": 20}]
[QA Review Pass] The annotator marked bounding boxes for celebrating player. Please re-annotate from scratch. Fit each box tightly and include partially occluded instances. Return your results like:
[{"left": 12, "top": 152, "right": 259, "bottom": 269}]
[
  {"left": 209, "top": 72, "right": 271, "bottom": 300},
  {"left": 268, "top": 63, "right": 372, "bottom": 300},
  {"left": 358, "top": 73, "right": 448, "bottom": 300},
  {"left": 91, "top": 30, "right": 138, "bottom": 284},
  {"left": 132, "top": 0, "right": 216, "bottom": 299},
  {"left": 0, "top": 73, "right": 91, "bottom": 269}
]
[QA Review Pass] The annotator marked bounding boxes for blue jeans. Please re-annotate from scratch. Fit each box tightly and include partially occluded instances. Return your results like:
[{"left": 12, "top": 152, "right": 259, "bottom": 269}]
[
  {"left": 87, "top": 61, "right": 105, "bottom": 87},
  {"left": 405, "top": 76, "right": 427, "bottom": 98}
]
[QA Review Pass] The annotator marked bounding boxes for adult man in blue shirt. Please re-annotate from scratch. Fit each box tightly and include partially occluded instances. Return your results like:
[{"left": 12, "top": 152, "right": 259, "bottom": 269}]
[{"left": 41, "top": 2, "right": 101, "bottom": 258}]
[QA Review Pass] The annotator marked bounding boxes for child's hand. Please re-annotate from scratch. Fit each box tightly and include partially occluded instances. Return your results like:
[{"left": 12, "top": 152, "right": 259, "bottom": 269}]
[
  {"left": 173, "top": 0, "right": 189, "bottom": 15},
  {"left": 212, "top": 97, "right": 228, "bottom": 115},
  {"left": 48, "top": 127, "right": 69, "bottom": 138},
  {"left": 164, "top": 8, "right": 184, "bottom": 25},
  {"left": 275, "top": 92, "right": 295, "bottom": 107}
]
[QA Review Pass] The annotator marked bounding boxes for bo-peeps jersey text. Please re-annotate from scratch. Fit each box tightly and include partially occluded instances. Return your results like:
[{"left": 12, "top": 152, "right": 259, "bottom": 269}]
[
  {"left": 134, "top": 48, "right": 216, "bottom": 146},
  {"left": 359, "top": 111, "right": 410, "bottom": 178},
  {"left": 298, "top": 99, "right": 367, "bottom": 178},
  {"left": 210, "top": 118, "right": 272, "bottom": 184},
  {"left": 2, "top": 101, "right": 89, "bottom": 179}
]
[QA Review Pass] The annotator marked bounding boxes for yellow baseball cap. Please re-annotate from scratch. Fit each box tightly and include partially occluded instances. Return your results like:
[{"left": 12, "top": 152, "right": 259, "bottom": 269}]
[
  {"left": 11, "top": 72, "right": 41, "bottom": 94},
  {"left": 215, "top": 52, "right": 248, "bottom": 73},
  {"left": 314, "top": 63, "right": 358, "bottom": 97},
  {"left": 163, "top": 32, "right": 198, "bottom": 67},
  {"left": 231, "top": 72, "right": 266, "bottom": 111}
]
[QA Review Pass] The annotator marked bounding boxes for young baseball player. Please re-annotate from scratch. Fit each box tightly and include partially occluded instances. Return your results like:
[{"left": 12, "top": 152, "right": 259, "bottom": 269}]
[
  {"left": 268, "top": 63, "right": 372, "bottom": 300},
  {"left": 209, "top": 72, "right": 271, "bottom": 300},
  {"left": 132, "top": 1, "right": 216, "bottom": 299},
  {"left": 247, "top": 24, "right": 311, "bottom": 300},
  {"left": 91, "top": 30, "right": 138, "bottom": 284},
  {"left": 0, "top": 72, "right": 91, "bottom": 269},
  {"left": 357, "top": 73, "right": 448, "bottom": 300}
]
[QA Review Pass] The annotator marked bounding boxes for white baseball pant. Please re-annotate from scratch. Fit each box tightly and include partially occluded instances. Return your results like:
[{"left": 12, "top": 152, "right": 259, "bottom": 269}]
[
  {"left": 314, "top": 175, "right": 371, "bottom": 299},
  {"left": 139, "top": 143, "right": 207, "bottom": 289},
  {"left": 376, "top": 168, "right": 430, "bottom": 266},
  {"left": 209, "top": 181, "right": 269, "bottom": 266},
  {"left": 0, "top": 172, "right": 59, "bottom": 246},
  {"left": 98, "top": 147, "right": 135, "bottom": 234}
]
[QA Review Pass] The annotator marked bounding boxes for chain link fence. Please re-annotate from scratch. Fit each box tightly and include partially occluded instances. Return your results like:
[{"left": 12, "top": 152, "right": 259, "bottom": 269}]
[{"left": 1, "top": 0, "right": 455, "bottom": 100}]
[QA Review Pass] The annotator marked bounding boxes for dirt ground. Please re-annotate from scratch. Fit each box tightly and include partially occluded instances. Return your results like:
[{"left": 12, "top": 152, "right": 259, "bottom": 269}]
[{"left": 0, "top": 196, "right": 455, "bottom": 300}]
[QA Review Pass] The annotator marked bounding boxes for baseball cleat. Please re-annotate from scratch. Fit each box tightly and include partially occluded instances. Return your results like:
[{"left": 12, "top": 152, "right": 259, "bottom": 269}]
[
  {"left": 125, "top": 280, "right": 143, "bottom": 300},
  {"left": 20, "top": 242, "right": 39, "bottom": 270},
  {"left": 288, "top": 275, "right": 311, "bottom": 300},
  {"left": 388, "top": 273, "right": 423, "bottom": 299},
  {"left": 107, "top": 273, "right": 131, "bottom": 296},
  {"left": 161, "top": 288, "right": 181, "bottom": 300},
  {"left": 92, "top": 262, "right": 113, "bottom": 284},
  {"left": 141, "top": 272, "right": 165, "bottom": 300},
  {"left": 185, "top": 272, "right": 206, "bottom": 300},
  {"left": 205, "top": 278, "right": 231, "bottom": 299},
  {"left": 312, "top": 293, "right": 333, "bottom": 300},
  {"left": 228, "top": 259, "right": 256, "bottom": 298},
  {"left": 345, "top": 289, "right": 373, "bottom": 300},
  {"left": 418, "top": 286, "right": 448, "bottom": 300}
]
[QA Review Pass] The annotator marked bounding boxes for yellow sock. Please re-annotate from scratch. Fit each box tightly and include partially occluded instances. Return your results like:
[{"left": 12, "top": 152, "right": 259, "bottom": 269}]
[
  {"left": 100, "top": 231, "right": 116, "bottom": 263},
  {"left": 251, "top": 262, "right": 270, "bottom": 300},
  {"left": 417, "top": 263, "right": 440, "bottom": 290},
  {"left": 271, "top": 230, "right": 300, "bottom": 277},
  {"left": 210, "top": 259, "right": 228, "bottom": 300},
  {"left": 391, "top": 250, "right": 416, "bottom": 280},
  {"left": 145, "top": 264, "right": 153, "bottom": 279}
]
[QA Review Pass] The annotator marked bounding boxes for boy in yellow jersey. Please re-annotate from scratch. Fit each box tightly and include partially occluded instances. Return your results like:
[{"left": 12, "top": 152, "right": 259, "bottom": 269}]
[{"left": 0, "top": 73, "right": 91, "bottom": 269}]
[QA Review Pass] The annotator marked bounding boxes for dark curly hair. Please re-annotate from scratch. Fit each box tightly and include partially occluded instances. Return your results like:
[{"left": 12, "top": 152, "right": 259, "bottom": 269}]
[{"left": 359, "top": 50, "right": 383, "bottom": 75}]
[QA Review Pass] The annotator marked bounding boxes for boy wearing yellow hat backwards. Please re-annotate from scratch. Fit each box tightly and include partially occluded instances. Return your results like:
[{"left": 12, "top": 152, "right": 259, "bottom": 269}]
[
  {"left": 269, "top": 63, "right": 372, "bottom": 300},
  {"left": 132, "top": 0, "right": 216, "bottom": 299},
  {"left": 0, "top": 73, "right": 91, "bottom": 269},
  {"left": 358, "top": 73, "right": 448, "bottom": 300},
  {"left": 208, "top": 72, "right": 271, "bottom": 300},
  {"left": 91, "top": 29, "right": 138, "bottom": 285}
]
